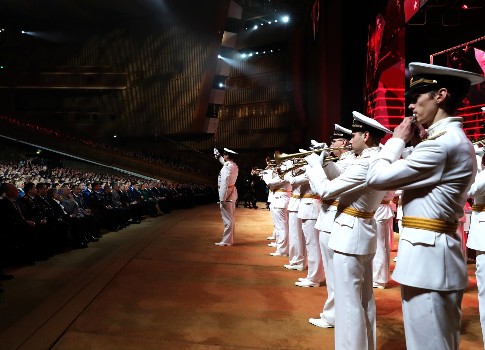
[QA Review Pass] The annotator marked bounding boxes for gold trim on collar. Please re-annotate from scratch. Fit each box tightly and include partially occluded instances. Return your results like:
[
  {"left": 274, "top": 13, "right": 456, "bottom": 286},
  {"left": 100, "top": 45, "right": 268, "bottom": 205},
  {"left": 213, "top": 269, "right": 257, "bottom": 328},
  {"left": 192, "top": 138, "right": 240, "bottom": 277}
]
[{"left": 423, "top": 131, "right": 446, "bottom": 141}]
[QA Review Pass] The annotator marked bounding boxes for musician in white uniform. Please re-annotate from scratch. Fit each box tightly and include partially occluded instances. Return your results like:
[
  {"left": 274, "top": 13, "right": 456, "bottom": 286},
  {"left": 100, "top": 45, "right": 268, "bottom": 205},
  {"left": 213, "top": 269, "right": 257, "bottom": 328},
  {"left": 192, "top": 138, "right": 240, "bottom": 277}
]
[
  {"left": 308, "top": 124, "right": 354, "bottom": 327},
  {"left": 366, "top": 62, "right": 484, "bottom": 349},
  {"left": 214, "top": 147, "right": 239, "bottom": 246},
  {"left": 289, "top": 169, "right": 325, "bottom": 287},
  {"left": 306, "top": 112, "right": 391, "bottom": 349},
  {"left": 262, "top": 159, "right": 291, "bottom": 256},
  {"left": 467, "top": 106, "right": 485, "bottom": 346},
  {"left": 372, "top": 190, "right": 395, "bottom": 289},
  {"left": 283, "top": 168, "right": 306, "bottom": 271}
]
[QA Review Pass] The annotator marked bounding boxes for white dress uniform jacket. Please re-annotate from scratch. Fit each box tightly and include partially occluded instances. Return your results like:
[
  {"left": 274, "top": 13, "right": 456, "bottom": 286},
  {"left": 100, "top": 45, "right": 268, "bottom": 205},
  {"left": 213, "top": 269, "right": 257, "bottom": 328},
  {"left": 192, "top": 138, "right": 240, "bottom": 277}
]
[
  {"left": 217, "top": 157, "right": 238, "bottom": 202},
  {"left": 308, "top": 147, "right": 386, "bottom": 255},
  {"left": 367, "top": 117, "right": 475, "bottom": 291},
  {"left": 314, "top": 151, "right": 356, "bottom": 233},
  {"left": 217, "top": 156, "right": 239, "bottom": 244}
]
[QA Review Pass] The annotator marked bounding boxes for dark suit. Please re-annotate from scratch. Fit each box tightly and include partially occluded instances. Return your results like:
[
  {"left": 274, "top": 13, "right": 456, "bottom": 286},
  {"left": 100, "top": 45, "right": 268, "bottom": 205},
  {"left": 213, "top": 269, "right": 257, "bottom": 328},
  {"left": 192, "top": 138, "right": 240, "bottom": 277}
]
[{"left": 0, "top": 197, "right": 39, "bottom": 265}]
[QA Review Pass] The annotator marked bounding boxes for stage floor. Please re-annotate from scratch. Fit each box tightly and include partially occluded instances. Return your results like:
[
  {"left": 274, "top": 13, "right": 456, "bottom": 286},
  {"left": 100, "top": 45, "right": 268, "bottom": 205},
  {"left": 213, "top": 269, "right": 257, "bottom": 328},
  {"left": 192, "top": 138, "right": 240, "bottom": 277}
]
[{"left": 0, "top": 203, "right": 482, "bottom": 350}]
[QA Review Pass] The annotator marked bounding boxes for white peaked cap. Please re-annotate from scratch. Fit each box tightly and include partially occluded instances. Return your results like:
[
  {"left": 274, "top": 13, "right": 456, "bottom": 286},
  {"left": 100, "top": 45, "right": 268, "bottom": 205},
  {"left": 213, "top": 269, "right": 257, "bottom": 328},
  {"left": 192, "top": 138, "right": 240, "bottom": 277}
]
[
  {"left": 334, "top": 124, "right": 352, "bottom": 136},
  {"left": 223, "top": 147, "right": 238, "bottom": 155},
  {"left": 409, "top": 62, "right": 485, "bottom": 86},
  {"left": 482, "top": 107, "right": 485, "bottom": 112},
  {"left": 310, "top": 139, "right": 325, "bottom": 146},
  {"left": 352, "top": 111, "right": 392, "bottom": 135}
]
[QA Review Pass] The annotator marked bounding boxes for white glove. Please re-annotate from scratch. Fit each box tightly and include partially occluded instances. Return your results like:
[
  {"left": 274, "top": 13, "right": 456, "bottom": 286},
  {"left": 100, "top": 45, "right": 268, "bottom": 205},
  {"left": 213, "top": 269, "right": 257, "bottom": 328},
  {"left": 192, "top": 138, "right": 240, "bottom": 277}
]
[
  {"left": 305, "top": 151, "right": 329, "bottom": 167},
  {"left": 305, "top": 153, "right": 322, "bottom": 167},
  {"left": 319, "top": 149, "right": 330, "bottom": 164},
  {"left": 214, "top": 148, "right": 221, "bottom": 158},
  {"left": 298, "top": 148, "right": 307, "bottom": 153}
]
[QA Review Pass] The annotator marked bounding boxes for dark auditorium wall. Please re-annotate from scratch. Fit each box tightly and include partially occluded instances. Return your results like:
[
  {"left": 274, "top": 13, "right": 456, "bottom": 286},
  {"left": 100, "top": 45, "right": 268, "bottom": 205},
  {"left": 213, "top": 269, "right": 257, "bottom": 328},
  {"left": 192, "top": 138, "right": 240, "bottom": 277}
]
[
  {"left": 0, "top": 0, "right": 381, "bottom": 176},
  {"left": 0, "top": 1, "right": 227, "bottom": 146}
]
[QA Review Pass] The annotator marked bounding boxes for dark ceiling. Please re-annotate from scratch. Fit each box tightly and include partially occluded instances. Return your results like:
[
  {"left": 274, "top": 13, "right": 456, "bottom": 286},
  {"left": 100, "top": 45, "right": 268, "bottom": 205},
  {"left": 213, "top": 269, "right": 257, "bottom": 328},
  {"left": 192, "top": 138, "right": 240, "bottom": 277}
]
[{"left": 0, "top": 0, "right": 313, "bottom": 31}]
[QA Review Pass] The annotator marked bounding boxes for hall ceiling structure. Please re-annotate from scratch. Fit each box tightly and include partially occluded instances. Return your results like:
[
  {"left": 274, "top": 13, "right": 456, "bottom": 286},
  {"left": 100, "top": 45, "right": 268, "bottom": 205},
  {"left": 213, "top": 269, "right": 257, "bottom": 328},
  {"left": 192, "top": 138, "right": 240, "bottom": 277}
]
[{"left": 0, "top": 0, "right": 313, "bottom": 31}]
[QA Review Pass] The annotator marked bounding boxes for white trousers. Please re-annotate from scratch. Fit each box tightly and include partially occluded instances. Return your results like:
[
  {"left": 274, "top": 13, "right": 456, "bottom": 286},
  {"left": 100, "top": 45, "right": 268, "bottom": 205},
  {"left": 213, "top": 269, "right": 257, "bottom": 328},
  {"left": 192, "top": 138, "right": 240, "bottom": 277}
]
[
  {"left": 288, "top": 211, "right": 305, "bottom": 266},
  {"left": 373, "top": 218, "right": 392, "bottom": 284},
  {"left": 271, "top": 207, "right": 288, "bottom": 255},
  {"left": 319, "top": 230, "right": 335, "bottom": 325},
  {"left": 401, "top": 285, "right": 463, "bottom": 350},
  {"left": 333, "top": 252, "right": 376, "bottom": 350},
  {"left": 302, "top": 219, "right": 324, "bottom": 283},
  {"left": 476, "top": 252, "right": 485, "bottom": 347},
  {"left": 220, "top": 201, "right": 235, "bottom": 244}
]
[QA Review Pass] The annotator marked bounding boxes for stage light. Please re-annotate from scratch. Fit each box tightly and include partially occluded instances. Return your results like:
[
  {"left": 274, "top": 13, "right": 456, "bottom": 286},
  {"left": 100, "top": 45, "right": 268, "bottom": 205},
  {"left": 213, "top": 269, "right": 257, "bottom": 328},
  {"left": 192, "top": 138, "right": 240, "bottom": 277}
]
[
  {"left": 217, "top": 54, "right": 222, "bottom": 59},
  {"left": 240, "top": 53, "right": 247, "bottom": 59},
  {"left": 218, "top": 83, "right": 224, "bottom": 88},
  {"left": 253, "top": 25, "right": 258, "bottom": 30},
  {"left": 21, "top": 30, "right": 25, "bottom": 34},
  {"left": 282, "top": 16, "right": 290, "bottom": 23},
  {"left": 113, "top": 135, "right": 117, "bottom": 138}
]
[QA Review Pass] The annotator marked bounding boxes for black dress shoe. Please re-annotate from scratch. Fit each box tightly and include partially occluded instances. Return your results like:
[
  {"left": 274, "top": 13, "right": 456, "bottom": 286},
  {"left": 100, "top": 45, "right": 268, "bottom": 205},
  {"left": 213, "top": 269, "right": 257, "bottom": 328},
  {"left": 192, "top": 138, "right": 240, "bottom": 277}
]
[{"left": 0, "top": 273, "right": 14, "bottom": 281}]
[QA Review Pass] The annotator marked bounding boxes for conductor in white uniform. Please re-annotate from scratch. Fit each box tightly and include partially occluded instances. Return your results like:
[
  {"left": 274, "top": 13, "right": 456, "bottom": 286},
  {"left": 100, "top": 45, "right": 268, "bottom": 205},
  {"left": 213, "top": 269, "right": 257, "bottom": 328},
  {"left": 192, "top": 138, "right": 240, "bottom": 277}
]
[
  {"left": 214, "top": 147, "right": 239, "bottom": 246},
  {"left": 366, "top": 62, "right": 485, "bottom": 349}
]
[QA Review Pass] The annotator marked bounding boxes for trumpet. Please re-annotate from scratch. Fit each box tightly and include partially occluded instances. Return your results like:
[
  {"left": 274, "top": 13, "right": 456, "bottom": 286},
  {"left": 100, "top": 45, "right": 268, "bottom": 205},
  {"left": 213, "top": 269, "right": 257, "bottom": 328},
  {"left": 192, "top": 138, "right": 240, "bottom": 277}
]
[
  {"left": 274, "top": 146, "right": 350, "bottom": 165},
  {"left": 472, "top": 136, "right": 485, "bottom": 147}
]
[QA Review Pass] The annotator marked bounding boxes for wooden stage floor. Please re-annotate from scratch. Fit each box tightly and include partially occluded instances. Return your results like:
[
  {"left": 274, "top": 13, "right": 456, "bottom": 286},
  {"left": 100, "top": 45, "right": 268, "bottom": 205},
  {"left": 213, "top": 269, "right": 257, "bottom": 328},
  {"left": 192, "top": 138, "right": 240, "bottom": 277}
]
[{"left": 0, "top": 203, "right": 482, "bottom": 350}]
